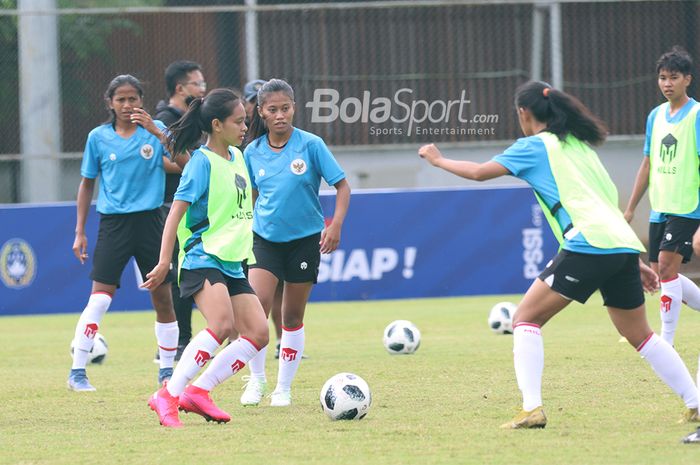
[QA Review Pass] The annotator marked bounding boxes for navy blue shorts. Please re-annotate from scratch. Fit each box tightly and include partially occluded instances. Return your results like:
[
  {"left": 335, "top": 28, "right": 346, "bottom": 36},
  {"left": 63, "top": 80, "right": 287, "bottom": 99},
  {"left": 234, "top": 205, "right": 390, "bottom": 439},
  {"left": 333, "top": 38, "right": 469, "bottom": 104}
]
[
  {"left": 538, "top": 250, "right": 644, "bottom": 310},
  {"left": 90, "top": 209, "right": 170, "bottom": 287},
  {"left": 648, "top": 221, "right": 665, "bottom": 263},
  {"left": 249, "top": 232, "right": 321, "bottom": 283},
  {"left": 179, "top": 268, "right": 255, "bottom": 299},
  {"left": 659, "top": 215, "right": 700, "bottom": 263}
]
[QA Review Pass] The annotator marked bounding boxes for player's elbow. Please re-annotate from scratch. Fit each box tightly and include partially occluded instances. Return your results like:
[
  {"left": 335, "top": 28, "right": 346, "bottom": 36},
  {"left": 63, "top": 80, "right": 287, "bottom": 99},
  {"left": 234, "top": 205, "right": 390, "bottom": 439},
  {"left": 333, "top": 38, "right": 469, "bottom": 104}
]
[{"left": 470, "top": 167, "right": 492, "bottom": 182}]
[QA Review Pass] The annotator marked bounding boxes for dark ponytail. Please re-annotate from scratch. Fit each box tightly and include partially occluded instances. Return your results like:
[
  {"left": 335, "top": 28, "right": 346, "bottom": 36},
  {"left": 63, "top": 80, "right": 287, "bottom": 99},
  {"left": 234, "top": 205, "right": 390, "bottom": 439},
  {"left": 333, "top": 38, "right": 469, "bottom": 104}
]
[
  {"left": 168, "top": 88, "right": 242, "bottom": 155},
  {"left": 243, "top": 78, "right": 295, "bottom": 146},
  {"left": 515, "top": 80, "right": 607, "bottom": 146}
]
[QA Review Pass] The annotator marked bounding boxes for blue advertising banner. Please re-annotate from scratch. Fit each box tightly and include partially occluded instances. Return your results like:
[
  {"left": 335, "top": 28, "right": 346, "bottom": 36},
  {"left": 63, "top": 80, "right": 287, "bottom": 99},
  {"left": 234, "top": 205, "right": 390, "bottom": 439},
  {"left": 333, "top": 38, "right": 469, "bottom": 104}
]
[
  {"left": 313, "top": 186, "right": 558, "bottom": 301},
  {"left": 0, "top": 203, "right": 152, "bottom": 316},
  {"left": 0, "top": 187, "right": 558, "bottom": 316}
]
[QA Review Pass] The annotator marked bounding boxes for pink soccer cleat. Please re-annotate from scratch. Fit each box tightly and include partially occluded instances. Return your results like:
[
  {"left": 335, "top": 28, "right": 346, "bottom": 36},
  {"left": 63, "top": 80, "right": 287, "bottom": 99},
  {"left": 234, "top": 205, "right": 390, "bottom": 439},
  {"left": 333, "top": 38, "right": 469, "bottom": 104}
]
[
  {"left": 148, "top": 384, "right": 183, "bottom": 428},
  {"left": 179, "top": 385, "right": 231, "bottom": 423}
]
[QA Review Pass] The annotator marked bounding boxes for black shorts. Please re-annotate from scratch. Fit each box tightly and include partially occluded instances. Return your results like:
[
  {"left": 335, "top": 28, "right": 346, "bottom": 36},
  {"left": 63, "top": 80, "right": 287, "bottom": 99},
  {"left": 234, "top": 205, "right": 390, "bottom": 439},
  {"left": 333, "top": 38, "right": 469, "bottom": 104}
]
[
  {"left": 538, "top": 250, "right": 644, "bottom": 310},
  {"left": 648, "top": 221, "right": 666, "bottom": 263},
  {"left": 161, "top": 205, "right": 182, "bottom": 284},
  {"left": 659, "top": 215, "right": 700, "bottom": 263},
  {"left": 91, "top": 209, "right": 171, "bottom": 287},
  {"left": 249, "top": 232, "right": 321, "bottom": 283},
  {"left": 179, "top": 268, "right": 255, "bottom": 299}
]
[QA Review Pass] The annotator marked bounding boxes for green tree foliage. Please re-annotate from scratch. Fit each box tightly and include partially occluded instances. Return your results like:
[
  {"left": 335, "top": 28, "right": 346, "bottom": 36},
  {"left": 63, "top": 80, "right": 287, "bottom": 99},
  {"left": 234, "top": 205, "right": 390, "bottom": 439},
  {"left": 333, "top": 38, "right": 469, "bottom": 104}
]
[{"left": 0, "top": 0, "right": 163, "bottom": 152}]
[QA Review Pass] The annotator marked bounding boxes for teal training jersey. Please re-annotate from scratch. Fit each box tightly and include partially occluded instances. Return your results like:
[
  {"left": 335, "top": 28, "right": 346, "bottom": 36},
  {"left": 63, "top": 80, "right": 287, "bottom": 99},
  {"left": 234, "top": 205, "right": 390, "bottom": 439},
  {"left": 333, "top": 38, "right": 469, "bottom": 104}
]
[
  {"left": 244, "top": 128, "right": 345, "bottom": 242},
  {"left": 81, "top": 121, "right": 168, "bottom": 214}
]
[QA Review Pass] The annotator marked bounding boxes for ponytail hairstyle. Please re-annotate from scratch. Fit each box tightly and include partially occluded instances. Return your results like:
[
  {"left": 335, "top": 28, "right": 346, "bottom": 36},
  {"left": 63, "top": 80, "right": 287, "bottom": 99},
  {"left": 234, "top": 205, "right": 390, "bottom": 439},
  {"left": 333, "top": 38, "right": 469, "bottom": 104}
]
[
  {"left": 244, "top": 78, "right": 295, "bottom": 147},
  {"left": 104, "top": 74, "right": 144, "bottom": 126},
  {"left": 514, "top": 80, "right": 607, "bottom": 146},
  {"left": 168, "top": 88, "right": 243, "bottom": 156}
]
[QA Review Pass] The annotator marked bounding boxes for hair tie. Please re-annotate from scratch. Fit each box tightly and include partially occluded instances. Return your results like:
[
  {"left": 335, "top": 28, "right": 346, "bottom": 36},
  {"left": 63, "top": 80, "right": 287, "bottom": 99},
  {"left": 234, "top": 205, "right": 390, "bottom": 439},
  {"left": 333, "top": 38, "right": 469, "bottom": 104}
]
[{"left": 543, "top": 87, "right": 550, "bottom": 98}]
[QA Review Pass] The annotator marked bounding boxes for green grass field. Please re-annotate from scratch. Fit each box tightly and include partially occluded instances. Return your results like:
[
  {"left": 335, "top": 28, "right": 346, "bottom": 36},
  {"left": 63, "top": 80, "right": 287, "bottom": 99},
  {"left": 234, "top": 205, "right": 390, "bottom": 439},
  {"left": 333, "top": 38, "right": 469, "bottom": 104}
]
[{"left": 2, "top": 294, "right": 700, "bottom": 465}]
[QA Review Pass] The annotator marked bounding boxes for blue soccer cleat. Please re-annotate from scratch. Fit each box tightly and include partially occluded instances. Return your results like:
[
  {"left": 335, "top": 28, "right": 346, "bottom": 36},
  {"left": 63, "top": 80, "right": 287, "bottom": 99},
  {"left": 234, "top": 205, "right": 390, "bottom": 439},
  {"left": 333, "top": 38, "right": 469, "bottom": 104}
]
[
  {"left": 67, "top": 368, "right": 96, "bottom": 392},
  {"left": 158, "top": 367, "right": 173, "bottom": 386}
]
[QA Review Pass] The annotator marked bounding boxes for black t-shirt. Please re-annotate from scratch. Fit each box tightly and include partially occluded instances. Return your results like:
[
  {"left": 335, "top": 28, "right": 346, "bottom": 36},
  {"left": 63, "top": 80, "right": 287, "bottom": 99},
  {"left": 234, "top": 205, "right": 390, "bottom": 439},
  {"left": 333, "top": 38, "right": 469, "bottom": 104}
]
[{"left": 155, "top": 101, "right": 184, "bottom": 204}]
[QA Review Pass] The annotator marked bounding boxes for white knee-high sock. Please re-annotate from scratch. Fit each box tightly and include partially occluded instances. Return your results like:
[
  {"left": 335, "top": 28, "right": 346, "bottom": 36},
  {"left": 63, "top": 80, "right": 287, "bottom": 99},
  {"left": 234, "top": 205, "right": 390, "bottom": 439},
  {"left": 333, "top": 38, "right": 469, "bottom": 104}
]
[
  {"left": 660, "top": 277, "right": 682, "bottom": 346},
  {"left": 247, "top": 346, "right": 268, "bottom": 381},
  {"left": 166, "top": 329, "right": 220, "bottom": 397},
  {"left": 513, "top": 323, "right": 544, "bottom": 411},
  {"left": 679, "top": 274, "right": 700, "bottom": 311},
  {"left": 155, "top": 321, "right": 179, "bottom": 369},
  {"left": 194, "top": 337, "right": 260, "bottom": 391},
  {"left": 637, "top": 333, "right": 698, "bottom": 409},
  {"left": 72, "top": 292, "right": 112, "bottom": 369},
  {"left": 275, "top": 325, "right": 305, "bottom": 392}
]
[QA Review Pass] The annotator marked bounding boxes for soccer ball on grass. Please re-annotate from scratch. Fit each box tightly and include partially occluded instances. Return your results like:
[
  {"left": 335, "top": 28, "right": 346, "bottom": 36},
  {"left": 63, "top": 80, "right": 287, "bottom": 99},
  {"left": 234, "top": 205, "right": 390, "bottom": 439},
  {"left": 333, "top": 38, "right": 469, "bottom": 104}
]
[
  {"left": 320, "top": 372, "right": 372, "bottom": 420},
  {"left": 382, "top": 320, "right": 421, "bottom": 354},
  {"left": 70, "top": 332, "right": 108, "bottom": 364},
  {"left": 488, "top": 302, "right": 516, "bottom": 334}
]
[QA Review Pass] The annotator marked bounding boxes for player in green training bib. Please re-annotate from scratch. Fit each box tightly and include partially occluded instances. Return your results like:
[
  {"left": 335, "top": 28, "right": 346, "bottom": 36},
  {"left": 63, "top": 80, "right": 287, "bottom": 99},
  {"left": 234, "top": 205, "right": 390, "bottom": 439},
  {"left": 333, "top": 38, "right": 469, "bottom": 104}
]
[
  {"left": 142, "top": 88, "right": 268, "bottom": 428},
  {"left": 419, "top": 80, "right": 699, "bottom": 431},
  {"left": 624, "top": 46, "right": 700, "bottom": 355}
]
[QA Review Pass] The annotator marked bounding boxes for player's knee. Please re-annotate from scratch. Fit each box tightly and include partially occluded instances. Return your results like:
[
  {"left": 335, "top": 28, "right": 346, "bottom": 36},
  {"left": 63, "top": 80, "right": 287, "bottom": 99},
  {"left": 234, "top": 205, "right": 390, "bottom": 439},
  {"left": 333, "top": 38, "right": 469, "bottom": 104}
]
[
  {"left": 209, "top": 317, "right": 235, "bottom": 342},
  {"left": 282, "top": 314, "right": 304, "bottom": 330},
  {"left": 245, "top": 327, "right": 269, "bottom": 350},
  {"left": 150, "top": 285, "right": 173, "bottom": 310}
]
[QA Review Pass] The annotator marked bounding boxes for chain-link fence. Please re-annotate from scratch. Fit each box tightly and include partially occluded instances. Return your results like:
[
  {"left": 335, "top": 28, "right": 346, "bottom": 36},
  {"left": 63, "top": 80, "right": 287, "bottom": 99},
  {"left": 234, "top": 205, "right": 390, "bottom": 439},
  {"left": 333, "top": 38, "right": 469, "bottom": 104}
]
[{"left": 0, "top": 0, "right": 698, "bottom": 202}]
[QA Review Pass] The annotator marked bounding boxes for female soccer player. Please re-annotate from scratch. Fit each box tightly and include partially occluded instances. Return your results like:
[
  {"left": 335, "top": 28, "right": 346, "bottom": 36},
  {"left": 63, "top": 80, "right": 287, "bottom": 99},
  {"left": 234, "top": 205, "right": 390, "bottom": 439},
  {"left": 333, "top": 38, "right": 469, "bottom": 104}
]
[
  {"left": 418, "top": 80, "right": 699, "bottom": 429},
  {"left": 69, "top": 75, "right": 178, "bottom": 392},
  {"left": 142, "top": 88, "right": 268, "bottom": 428},
  {"left": 239, "top": 79, "right": 350, "bottom": 407}
]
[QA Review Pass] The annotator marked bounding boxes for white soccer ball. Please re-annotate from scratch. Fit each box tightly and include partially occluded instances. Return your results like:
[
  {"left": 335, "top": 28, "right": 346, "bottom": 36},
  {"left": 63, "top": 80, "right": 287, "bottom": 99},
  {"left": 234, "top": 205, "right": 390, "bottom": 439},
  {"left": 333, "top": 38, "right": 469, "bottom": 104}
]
[
  {"left": 488, "top": 302, "right": 516, "bottom": 334},
  {"left": 383, "top": 320, "right": 421, "bottom": 355},
  {"left": 70, "top": 333, "right": 108, "bottom": 364},
  {"left": 320, "top": 372, "right": 372, "bottom": 421}
]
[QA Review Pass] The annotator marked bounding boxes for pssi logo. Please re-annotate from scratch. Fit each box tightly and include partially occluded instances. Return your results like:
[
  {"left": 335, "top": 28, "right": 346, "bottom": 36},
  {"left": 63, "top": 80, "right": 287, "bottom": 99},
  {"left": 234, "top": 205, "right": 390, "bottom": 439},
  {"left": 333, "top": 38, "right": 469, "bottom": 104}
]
[
  {"left": 522, "top": 205, "right": 545, "bottom": 279},
  {"left": 0, "top": 238, "right": 37, "bottom": 289},
  {"left": 522, "top": 228, "right": 544, "bottom": 279}
]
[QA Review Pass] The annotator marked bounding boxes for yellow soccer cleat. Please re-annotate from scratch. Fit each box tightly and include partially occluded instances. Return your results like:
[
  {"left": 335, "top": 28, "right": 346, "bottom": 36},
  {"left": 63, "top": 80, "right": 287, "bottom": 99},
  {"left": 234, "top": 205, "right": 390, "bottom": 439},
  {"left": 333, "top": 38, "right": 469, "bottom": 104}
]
[
  {"left": 678, "top": 407, "right": 700, "bottom": 424},
  {"left": 500, "top": 406, "right": 547, "bottom": 429}
]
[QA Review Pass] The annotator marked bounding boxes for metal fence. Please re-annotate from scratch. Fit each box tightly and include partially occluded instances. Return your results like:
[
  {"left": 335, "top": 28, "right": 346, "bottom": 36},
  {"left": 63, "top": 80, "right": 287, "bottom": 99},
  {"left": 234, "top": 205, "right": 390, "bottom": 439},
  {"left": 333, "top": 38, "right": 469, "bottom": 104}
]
[{"left": 0, "top": 0, "right": 698, "bottom": 202}]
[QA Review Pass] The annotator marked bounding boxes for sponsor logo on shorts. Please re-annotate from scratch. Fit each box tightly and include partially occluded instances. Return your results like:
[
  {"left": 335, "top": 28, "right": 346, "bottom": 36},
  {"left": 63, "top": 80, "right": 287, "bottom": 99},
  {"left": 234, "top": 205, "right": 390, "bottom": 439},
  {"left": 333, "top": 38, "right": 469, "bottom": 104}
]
[
  {"left": 290, "top": 159, "right": 307, "bottom": 175},
  {"left": 140, "top": 144, "right": 154, "bottom": 160},
  {"left": 258, "top": 168, "right": 265, "bottom": 177},
  {"left": 109, "top": 153, "right": 117, "bottom": 161},
  {"left": 300, "top": 261, "right": 308, "bottom": 270},
  {"left": 665, "top": 233, "right": 673, "bottom": 241},
  {"left": 0, "top": 238, "right": 37, "bottom": 289},
  {"left": 564, "top": 275, "right": 580, "bottom": 283}
]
